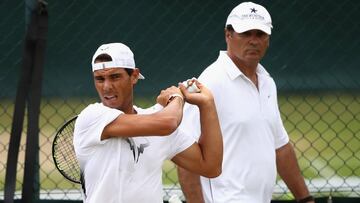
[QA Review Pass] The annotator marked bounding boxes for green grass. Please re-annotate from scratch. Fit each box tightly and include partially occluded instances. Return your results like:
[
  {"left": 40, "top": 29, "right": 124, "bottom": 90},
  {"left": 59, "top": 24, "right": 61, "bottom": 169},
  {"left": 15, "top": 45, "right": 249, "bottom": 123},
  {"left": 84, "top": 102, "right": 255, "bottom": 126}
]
[{"left": 1, "top": 93, "right": 359, "bottom": 195}]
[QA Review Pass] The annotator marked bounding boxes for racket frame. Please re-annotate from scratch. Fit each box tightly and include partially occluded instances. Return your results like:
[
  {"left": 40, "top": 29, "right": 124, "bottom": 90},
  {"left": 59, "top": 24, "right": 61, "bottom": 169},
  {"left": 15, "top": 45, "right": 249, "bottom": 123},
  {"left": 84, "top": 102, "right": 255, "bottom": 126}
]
[{"left": 52, "top": 115, "right": 81, "bottom": 184}]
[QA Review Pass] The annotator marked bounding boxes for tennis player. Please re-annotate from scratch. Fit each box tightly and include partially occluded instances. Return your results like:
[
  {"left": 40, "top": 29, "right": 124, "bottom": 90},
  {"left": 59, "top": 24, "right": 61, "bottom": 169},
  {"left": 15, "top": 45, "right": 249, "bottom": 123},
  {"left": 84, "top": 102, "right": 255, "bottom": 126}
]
[
  {"left": 177, "top": 2, "right": 314, "bottom": 203},
  {"left": 73, "top": 42, "right": 222, "bottom": 203}
]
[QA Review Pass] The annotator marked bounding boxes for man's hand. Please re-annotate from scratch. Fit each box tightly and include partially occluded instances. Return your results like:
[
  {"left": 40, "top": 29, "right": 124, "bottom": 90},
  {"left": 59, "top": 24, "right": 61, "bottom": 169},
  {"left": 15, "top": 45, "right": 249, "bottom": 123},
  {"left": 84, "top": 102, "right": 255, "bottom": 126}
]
[
  {"left": 157, "top": 86, "right": 184, "bottom": 107},
  {"left": 179, "top": 79, "right": 214, "bottom": 107}
]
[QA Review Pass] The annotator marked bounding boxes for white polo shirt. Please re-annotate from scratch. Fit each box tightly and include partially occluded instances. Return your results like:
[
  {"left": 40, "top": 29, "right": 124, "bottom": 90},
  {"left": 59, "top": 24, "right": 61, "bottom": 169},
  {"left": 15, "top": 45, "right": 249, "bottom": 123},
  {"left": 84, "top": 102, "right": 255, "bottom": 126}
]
[
  {"left": 74, "top": 103, "right": 195, "bottom": 203},
  {"left": 180, "top": 51, "right": 289, "bottom": 203}
]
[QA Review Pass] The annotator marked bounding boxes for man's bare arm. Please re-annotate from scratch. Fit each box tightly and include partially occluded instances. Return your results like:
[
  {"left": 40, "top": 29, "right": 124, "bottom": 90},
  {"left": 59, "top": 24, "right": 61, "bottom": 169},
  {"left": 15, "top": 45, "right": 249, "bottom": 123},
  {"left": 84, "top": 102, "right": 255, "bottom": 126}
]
[
  {"left": 172, "top": 81, "right": 223, "bottom": 178},
  {"left": 178, "top": 166, "right": 205, "bottom": 203},
  {"left": 102, "top": 86, "right": 184, "bottom": 139},
  {"left": 276, "top": 143, "right": 315, "bottom": 203}
]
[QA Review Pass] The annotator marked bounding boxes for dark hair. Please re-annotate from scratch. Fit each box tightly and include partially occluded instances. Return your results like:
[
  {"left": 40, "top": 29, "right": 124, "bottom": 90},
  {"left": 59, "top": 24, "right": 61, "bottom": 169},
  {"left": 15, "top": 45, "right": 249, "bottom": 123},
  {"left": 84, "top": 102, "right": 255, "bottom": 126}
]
[
  {"left": 94, "top": 53, "right": 112, "bottom": 62},
  {"left": 225, "top": 24, "right": 235, "bottom": 32},
  {"left": 94, "top": 54, "right": 134, "bottom": 76}
]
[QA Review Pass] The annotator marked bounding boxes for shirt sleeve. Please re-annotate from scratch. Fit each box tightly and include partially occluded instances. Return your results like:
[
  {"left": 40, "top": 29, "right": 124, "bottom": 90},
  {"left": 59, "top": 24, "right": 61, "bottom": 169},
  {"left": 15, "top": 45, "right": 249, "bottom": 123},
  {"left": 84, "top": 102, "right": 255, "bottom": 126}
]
[
  {"left": 166, "top": 102, "right": 201, "bottom": 159},
  {"left": 273, "top": 91, "right": 290, "bottom": 149},
  {"left": 166, "top": 127, "right": 196, "bottom": 160},
  {"left": 274, "top": 115, "right": 290, "bottom": 149},
  {"left": 74, "top": 103, "right": 123, "bottom": 156},
  {"left": 178, "top": 102, "right": 201, "bottom": 141}
]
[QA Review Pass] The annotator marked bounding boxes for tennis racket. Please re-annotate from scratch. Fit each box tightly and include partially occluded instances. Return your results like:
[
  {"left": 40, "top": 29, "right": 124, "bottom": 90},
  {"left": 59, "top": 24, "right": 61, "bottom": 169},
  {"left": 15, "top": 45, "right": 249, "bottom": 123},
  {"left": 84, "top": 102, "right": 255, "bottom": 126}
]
[{"left": 52, "top": 116, "right": 81, "bottom": 184}]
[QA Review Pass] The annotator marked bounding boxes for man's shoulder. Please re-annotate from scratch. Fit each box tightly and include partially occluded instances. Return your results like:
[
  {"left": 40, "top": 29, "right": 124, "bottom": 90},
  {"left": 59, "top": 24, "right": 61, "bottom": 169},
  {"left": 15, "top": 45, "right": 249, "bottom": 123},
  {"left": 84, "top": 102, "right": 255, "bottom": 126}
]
[
  {"left": 200, "top": 51, "right": 229, "bottom": 76},
  {"left": 77, "top": 102, "right": 121, "bottom": 127},
  {"left": 79, "top": 102, "right": 104, "bottom": 117},
  {"left": 76, "top": 103, "right": 102, "bottom": 128},
  {"left": 199, "top": 61, "right": 227, "bottom": 90},
  {"left": 258, "top": 63, "right": 271, "bottom": 77},
  {"left": 258, "top": 63, "right": 277, "bottom": 88}
]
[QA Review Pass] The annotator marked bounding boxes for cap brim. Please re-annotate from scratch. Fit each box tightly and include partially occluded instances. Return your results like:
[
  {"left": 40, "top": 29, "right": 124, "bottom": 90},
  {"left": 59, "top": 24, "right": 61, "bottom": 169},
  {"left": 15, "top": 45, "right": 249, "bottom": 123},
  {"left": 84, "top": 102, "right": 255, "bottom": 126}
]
[
  {"left": 138, "top": 73, "right": 145, "bottom": 79},
  {"left": 231, "top": 23, "right": 271, "bottom": 35},
  {"left": 92, "top": 61, "right": 145, "bottom": 79}
]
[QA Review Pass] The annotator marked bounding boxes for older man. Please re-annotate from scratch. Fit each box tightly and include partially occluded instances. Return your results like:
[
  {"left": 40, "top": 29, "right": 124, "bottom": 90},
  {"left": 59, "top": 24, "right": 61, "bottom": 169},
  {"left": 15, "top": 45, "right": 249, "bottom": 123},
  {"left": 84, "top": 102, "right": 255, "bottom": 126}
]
[{"left": 178, "top": 2, "right": 314, "bottom": 203}]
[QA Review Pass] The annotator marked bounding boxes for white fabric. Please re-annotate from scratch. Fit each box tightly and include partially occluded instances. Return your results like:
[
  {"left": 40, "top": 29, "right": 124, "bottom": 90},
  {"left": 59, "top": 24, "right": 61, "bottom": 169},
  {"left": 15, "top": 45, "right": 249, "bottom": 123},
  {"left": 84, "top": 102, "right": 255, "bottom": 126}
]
[
  {"left": 226, "top": 2, "right": 273, "bottom": 35},
  {"left": 179, "top": 51, "right": 289, "bottom": 203},
  {"left": 91, "top": 42, "right": 145, "bottom": 79},
  {"left": 74, "top": 103, "right": 195, "bottom": 203},
  {"left": 92, "top": 61, "right": 134, "bottom": 71}
]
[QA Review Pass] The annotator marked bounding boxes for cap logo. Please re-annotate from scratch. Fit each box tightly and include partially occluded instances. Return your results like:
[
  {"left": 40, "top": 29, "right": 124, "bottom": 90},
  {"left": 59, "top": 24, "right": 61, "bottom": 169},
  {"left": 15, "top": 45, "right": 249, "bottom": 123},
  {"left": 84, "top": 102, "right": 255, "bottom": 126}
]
[
  {"left": 100, "top": 46, "right": 109, "bottom": 51},
  {"left": 250, "top": 8, "right": 257, "bottom": 13},
  {"left": 240, "top": 12, "right": 264, "bottom": 21}
]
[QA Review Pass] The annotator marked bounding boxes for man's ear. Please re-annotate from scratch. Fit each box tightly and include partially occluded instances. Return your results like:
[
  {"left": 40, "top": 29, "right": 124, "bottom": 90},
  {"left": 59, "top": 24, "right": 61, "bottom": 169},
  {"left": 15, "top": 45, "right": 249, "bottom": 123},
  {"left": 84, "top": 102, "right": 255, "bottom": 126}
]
[
  {"left": 132, "top": 68, "right": 140, "bottom": 84},
  {"left": 225, "top": 29, "right": 232, "bottom": 42}
]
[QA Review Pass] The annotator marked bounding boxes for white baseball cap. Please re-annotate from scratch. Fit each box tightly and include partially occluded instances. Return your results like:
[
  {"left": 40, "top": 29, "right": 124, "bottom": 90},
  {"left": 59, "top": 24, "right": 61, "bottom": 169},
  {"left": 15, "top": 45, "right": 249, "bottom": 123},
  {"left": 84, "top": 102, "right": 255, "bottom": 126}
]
[
  {"left": 91, "top": 42, "right": 145, "bottom": 79},
  {"left": 225, "top": 2, "right": 273, "bottom": 35}
]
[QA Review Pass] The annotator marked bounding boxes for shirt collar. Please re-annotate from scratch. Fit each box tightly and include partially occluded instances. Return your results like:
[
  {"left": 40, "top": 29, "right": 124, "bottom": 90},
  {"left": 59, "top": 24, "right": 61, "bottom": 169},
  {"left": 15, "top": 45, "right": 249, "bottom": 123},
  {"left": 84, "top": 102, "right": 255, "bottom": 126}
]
[{"left": 218, "top": 51, "right": 270, "bottom": 80}]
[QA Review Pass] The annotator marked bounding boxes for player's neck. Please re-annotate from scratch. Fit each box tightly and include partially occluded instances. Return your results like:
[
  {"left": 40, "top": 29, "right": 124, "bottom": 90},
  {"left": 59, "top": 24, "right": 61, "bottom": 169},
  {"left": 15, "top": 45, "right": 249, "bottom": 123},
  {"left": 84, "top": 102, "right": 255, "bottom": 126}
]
[
  {"left": 118, "top": 104, "right": 137, "bottom": 114},
  {"left": 232, "top": 59, "right": 258, "bottom": 79},
  {"left": 125, "top": 107, "right": 137, "bottom": 114},
  {"left": 227, "top": 52, "right": 258, "bottom": 76},
  {"left": 228, "top": 53, "right": 259, "bottom": 88}
]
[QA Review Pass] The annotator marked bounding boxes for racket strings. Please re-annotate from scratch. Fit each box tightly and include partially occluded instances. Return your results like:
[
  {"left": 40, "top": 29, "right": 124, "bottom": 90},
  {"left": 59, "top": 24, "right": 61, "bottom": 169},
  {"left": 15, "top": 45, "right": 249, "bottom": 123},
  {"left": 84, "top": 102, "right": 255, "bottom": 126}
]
[{"left": 54, "top": 119, "right": 81, "bottom": 183}]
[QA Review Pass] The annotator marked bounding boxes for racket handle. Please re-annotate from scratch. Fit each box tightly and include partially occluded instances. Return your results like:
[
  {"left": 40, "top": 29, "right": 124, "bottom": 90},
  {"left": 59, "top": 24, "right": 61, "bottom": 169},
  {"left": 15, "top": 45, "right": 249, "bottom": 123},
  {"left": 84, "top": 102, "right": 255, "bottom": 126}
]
[{"left": 181, "top": 77, "right": 200, "bottom": 93}]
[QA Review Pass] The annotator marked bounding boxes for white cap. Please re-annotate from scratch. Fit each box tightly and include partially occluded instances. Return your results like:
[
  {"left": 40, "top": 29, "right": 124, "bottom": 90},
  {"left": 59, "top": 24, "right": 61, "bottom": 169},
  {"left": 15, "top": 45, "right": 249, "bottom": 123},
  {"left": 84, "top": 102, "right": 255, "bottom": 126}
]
[
  {"left": 91, "top": 42, "right": 145, "bottom": 79},
  {"left": 225, "top": 2, "right": 273, "bottom": 35}
]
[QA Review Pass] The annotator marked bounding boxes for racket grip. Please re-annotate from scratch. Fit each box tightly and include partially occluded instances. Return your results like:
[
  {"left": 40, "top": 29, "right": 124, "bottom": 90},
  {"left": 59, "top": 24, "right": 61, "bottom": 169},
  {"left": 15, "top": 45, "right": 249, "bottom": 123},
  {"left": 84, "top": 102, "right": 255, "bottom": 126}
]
[{"left": 182, "top": 77, "right": 200, "bottom": 93}]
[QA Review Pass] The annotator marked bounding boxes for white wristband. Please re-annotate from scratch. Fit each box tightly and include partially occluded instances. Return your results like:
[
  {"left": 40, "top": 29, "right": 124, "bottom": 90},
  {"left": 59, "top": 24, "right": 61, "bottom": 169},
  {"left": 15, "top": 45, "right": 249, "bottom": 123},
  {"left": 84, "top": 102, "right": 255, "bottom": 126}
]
[{"left": 167, "top": 93, "right": 184, "bottom": 105}]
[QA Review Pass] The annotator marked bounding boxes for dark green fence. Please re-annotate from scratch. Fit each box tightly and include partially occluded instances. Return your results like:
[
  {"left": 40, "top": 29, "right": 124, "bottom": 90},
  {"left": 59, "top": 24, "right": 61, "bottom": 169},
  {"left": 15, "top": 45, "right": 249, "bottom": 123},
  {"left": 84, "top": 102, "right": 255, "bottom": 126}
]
[{"left": 0, "top": 0, "right": 359, "bottom": 201}]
